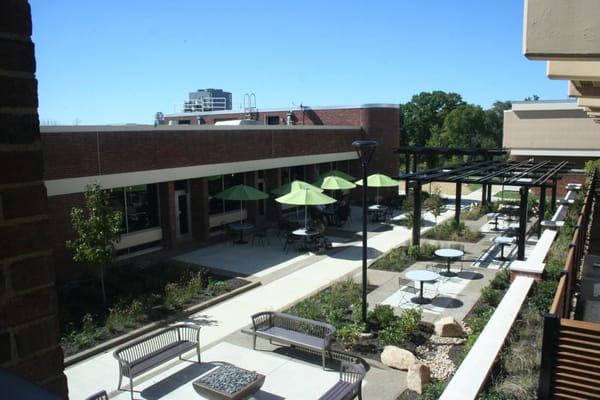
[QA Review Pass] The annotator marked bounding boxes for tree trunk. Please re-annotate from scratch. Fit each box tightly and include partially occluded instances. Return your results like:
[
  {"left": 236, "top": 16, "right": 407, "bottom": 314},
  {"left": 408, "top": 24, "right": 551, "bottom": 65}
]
[{"left": 99, "top": 265, "right": 107, "bottom": 305}]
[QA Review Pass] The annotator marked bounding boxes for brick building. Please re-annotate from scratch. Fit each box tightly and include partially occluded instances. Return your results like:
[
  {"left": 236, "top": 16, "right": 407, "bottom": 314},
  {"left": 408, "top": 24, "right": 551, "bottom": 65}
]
[
  {"left": 41, "top": 105, "right": 400, "bottom": 281},
  {"left": 0, "top": 0, "right": 68, "bottom": 397}
]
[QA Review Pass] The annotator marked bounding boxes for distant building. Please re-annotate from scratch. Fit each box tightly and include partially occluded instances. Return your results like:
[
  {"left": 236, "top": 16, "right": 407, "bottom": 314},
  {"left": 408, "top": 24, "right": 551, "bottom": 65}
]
[{"left": 183, "top": 88, "right": 232, "bottom": 112}]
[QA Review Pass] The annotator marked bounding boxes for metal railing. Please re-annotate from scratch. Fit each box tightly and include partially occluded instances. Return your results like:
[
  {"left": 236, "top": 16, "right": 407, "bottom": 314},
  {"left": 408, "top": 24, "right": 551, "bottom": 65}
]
[{"left": 538, "top": 170, "right": 597, "bottom": 399}]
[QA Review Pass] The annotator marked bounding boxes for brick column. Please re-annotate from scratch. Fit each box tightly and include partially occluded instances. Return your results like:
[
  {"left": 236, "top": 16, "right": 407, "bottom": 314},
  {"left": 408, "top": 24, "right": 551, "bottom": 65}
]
[
  {"left": 245, "top": 171, "right": 259, "bottom": 224},
  {"left": 265, "top": 168, "right": 281, "bottom": 222},
  {"left": 0, "top": 0, "right": 68, "bottom": 397},
  {"left": 189, "top": 178, "right": 209, "bottom": 241},
  {"left": 159, "top": 182, "right": 176, "bottom": 248}
]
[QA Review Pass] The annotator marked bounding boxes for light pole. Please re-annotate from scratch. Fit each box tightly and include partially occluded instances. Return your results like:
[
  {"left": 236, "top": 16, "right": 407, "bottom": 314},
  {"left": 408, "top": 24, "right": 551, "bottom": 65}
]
[{"left": 352, "top": 139, "right": 378, "bottom": 325}]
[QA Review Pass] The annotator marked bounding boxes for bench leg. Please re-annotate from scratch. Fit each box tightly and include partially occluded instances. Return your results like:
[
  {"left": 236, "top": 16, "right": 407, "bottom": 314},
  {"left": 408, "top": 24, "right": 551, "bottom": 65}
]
[
  {"left": 322, "top": 351, "right": 326, "bottom": 369},
  {"left": 117, "top": 370, "right": 123, "bottom": 391},
  {"left": 197, "top": 346, "right": 201, "bottom": 363},
  {"left": 253, "top": 334, "right": 257, "bottom": 350},
  {"left": 129, "top": 375, "right": 134, "bottom": 400}
]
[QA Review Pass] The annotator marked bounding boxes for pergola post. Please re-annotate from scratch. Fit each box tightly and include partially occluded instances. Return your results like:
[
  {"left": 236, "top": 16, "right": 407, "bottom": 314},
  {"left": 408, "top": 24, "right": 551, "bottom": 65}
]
[
  {"left": 538, "top": 186, "right": 547, "bottom": 238},
  {"left": 487, "top": 183, "right": 492, "bottom": 203},
  {"left": 481, "top": 183, "right": 487, "bottom": 206},
  {"left": 455, "top": 182, "right": 462, "bottom": 225},
  {"left": 412, "top": 181, "right": 422, "bottom": 247},
  {"left": 517, "top": 186, "right": 529, "bottom": 260},
  {"left": 551, "top": 179, "right": 557, "bottom": 212},
  {"left": 405, "top": 153, "right": 410, "bottom": 194},
  {"left": 413, "top": 154, "right": 419, "bottom": 174}
]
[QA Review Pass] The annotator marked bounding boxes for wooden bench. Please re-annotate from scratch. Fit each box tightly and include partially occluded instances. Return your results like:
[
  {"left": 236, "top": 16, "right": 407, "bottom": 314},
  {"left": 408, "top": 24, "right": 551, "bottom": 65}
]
[
  {"left": 250, "top": 311, "right": 336, "bottom": 369},
  {"left": 318, "top": 362, "right": 366, "bottom": 400},
  {"left": 113, "top": 324, "right": 201, "bottom": 399}
]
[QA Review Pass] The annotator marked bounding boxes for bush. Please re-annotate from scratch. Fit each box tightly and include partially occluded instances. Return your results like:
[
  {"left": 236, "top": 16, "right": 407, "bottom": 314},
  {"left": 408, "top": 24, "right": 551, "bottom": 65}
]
[
  {"left": 419, "top": 242, "right": 440, "bottom": 259},
  {"left": 206, "top": 279, "right": 226, "bottom": 296},
  {"left": 528, "top": 279, "right": 559, "bottom": 313},
  {"left": 369, "top": 305, "right": 395, "bottom": 329},
  {"left": 407, "top": 245, "right": 421, "bottom": 260},
  {"left": 481, "top": 286, "right": 502, "bottom": 307},
  {"left": 336, "top": 323, "right": 363, "bottom": 350},
  {"left": 490, "top": 269, "right": 511, "bottom": 291},
  {"left": 372, "top": 246, "right": 414, "bottom": 271},
  {"left": 63, "top": 313, "right": 105, "bottom": 349},
  {"left": 105, "top": 300, "right": 145, "bottom": 333},
  {"left": 424, "top": 220, "right": 482, "bottom": 242},
  {"left": 290, "top": 298, "right": 322, "bottom": 321},
  {"left": 421, "top": 380, "right": 448, "bottom": 400},
  {"left": 379, "top": 308, "right": 421, "bottom": 346}
]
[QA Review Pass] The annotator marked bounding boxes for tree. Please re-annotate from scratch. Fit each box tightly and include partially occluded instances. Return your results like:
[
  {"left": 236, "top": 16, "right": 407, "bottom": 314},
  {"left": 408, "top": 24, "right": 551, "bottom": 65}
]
[
  {"left": 424, "top": 187, "right": 446, "bottom": 222},
  {"left": 484, "top": 100, "right": 512, "bottom": 148},
  {"left": 427, "top": 104, "right": 492, "bottom": 148},
  {"left": 66, "top": 183, "right": 122, "bottom": 304},
  {"left": 400, "top": 91, "right": 465, "bottom": 147},
  {"left": 524, "top": 94, "right": 540, "bottom": 101}
]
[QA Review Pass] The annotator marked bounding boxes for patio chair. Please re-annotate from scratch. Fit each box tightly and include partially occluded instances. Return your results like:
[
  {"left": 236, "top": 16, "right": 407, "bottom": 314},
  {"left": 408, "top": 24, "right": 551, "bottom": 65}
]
[
  {"left": 397, "top": 277, "right": 420, "bottom": 305},
  {"left": 251, "top": 228, "right": 269, "bottom": 247},
  {"left": 283, "top": 231, "right": 302, "bottom": 253},
  {"left": 85, "top": 390, "right": 109, "bottom": 400}
]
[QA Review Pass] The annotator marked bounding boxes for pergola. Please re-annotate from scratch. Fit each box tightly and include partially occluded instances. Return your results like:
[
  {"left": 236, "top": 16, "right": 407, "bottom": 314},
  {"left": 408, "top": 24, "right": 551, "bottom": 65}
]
[{"left": 394, "top": 148, "right": 570, "bottom": 261}]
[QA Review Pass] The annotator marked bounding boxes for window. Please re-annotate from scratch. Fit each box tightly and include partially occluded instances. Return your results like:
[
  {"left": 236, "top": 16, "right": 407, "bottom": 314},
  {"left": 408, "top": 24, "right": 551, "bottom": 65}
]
[
  {"left": 336, "top": 160, "right": 350, "bottom": 174},
  {"left": 318, "top": 162, "right": 333, "bottom": 176},
  {"left": 107, "top": 184, "right": 160, "bottom": 234},
  {"left": 266, "top": 116, "right": 280, "bottom": 125},
  {"left": 208, "top": 173, "right": 246, "bottom": 214},
  {"left": 281, "top": 168, "right": 291, "bottom": 184},
  {"left": 290, "top": 165, "right": 305, "bottom": 181},
  {"left": 178, "top": 119, "right": 191, "bottom": 125}
]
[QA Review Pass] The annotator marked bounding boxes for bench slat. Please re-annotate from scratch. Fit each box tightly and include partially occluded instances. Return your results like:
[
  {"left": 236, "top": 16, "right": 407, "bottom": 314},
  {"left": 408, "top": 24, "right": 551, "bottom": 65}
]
[{"left": 125, "top": 341, "right": 197, "bottom": 377}]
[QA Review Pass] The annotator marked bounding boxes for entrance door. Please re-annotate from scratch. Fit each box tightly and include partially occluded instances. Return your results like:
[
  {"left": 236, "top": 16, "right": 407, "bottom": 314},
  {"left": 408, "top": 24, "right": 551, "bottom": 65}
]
[{"left": 175, "top": 190, "right": 190, "bottom": 239}]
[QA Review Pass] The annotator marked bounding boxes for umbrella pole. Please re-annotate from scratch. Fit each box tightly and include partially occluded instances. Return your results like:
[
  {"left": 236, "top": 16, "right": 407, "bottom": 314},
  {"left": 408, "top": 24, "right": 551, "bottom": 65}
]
[
  {"left": 377, "top": 187, "right": 379, "bottom": 205},
  {"left": 240, "top": 200, "right": 243, "bottom": 223},
  {"left": 304, "top": 206, "right": 308, "bottom": 230}
]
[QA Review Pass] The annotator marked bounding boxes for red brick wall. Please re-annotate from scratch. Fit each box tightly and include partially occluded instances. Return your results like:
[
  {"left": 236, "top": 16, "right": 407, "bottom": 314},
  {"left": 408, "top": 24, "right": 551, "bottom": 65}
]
[
  {"left": 0, "top": 0, "right": 67, "bottom": 397},
  {"left": 42, "top": 127, "right": 362, "bottom": 180}
]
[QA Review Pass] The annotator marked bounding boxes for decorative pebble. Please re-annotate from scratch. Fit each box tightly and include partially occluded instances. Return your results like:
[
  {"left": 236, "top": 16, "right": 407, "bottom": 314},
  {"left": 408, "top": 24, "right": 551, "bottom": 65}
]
[
  {"left": 414, "top": 330, "right": 468, "bottom": 380},
  {"left": 198, "top": 365, "right": 258, "bottom": 394}
]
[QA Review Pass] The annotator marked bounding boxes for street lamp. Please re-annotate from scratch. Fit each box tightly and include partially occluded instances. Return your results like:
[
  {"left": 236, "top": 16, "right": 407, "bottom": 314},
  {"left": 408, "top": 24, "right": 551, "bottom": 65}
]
[{"left": 352, "top": 139, "right": 378, "bottom": 325}]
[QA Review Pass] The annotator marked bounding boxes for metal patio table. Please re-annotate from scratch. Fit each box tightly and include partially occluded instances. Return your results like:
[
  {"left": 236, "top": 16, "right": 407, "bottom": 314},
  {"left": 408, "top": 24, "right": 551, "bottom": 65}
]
[
  {"left": 230, "top": 222, "right": 254, "bottom": 244},
  {"left": 494, "top": 236, "right": 515, "bottom": 261},
  {"left": 405, "top": 270, "right": 440, "bottom": 304},
  {"left": 435, "top": 248, "right": 464, "bottom": 275}
]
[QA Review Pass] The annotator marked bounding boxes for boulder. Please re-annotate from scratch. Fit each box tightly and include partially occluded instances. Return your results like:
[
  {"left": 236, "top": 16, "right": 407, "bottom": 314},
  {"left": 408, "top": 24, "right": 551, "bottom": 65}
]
[
  {"left": 380, "top": 345, "right": 416, "bottom": 370},
  {"left": 407, "top": 363, "right": 431, "bottom": 394},
  {"left": 434, "top": 316, "right": 464, "bottom": 337}
]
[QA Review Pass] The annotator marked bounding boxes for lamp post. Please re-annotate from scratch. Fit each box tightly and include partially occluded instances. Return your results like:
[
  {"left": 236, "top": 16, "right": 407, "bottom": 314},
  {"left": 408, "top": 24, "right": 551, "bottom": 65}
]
[{"left": 352, "top": 139, "right": 378, "bottom": 326}]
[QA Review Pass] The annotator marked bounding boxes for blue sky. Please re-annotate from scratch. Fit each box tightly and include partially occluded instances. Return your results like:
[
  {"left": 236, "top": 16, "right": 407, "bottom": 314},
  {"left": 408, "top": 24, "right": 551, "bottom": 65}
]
[{"left": 30, "top": 0, "right": 567, "bottom": 125}]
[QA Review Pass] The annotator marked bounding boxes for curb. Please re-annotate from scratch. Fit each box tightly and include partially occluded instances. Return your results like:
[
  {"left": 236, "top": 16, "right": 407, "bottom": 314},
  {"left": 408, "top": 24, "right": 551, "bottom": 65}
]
[{"left": 64, "top": 280, "right": 261, "bottom": 367}]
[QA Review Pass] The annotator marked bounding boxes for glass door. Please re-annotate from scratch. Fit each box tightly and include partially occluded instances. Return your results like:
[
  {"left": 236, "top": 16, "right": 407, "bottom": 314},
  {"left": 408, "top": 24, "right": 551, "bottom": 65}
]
[{"left": 175, "top": 190, "right": 190, "bottom": 238}]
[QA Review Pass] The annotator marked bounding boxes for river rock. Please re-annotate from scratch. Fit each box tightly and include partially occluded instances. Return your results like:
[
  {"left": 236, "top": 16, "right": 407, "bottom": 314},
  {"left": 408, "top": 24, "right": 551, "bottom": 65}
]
[
  {"left": 380, "top": 345, "right": 416, "bottom": 370},
  {"left": 434, "top": 316, "right": 464, "bottom": 337}
]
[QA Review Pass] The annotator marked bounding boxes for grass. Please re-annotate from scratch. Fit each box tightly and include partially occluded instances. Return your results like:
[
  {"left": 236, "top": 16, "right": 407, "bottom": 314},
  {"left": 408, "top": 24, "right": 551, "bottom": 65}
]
[{"left": 493, "top": 190, "right": 520, "bottom": 200}]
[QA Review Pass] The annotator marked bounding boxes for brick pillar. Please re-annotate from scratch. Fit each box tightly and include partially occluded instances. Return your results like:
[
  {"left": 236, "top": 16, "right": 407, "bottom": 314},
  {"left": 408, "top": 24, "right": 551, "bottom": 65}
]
[
  {"left": 189, "top": 178, "right": 209, "bottom": 241},
  {"left": 159, "top": 182, "right": 176, "bottom": 248},
  {"left": 245, "top": 171, "right": 259, "bottom": 225},
  {"left": 265, "top": 168, "right": 281, "bottom": 222},
  {"left": 0, "top": 0, "right": 68, "bottom": 397}
]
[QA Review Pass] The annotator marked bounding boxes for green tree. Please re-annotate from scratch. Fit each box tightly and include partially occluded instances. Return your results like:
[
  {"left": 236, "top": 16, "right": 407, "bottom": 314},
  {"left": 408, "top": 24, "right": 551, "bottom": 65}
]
[
  {"left": 66, "top": 183, "right": 122, "bottom": 304},
  {"left": 400, "top": 91, "right": 465, "bottom": 147},
  {"left": 485, "top": 100, "right": 511, "bottom": 148},
  {"left": 427, "top": 104, "right": 493, "bottom": 148}
]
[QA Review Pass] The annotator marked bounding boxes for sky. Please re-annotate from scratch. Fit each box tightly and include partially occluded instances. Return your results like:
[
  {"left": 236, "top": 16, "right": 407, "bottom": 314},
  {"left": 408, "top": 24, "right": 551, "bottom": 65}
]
[{"left": 30, "top": 0, "right": 568, "bottom": 125}]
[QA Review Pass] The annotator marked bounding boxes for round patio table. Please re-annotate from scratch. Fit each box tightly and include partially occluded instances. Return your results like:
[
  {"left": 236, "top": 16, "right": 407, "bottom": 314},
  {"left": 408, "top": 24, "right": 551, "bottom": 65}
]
[
  {"left": 230, "top": 222, "right": 254, "bottom": 244},
  {"left": 486, "top": 212, "right": 502, "bottom": 231},
  {"left": 292, "top": 228, "right": 320, "bottom": 251},
  {"left": 405, "top": 270, "right": 440, "bottom": 304},
  {"left": 435, "top": 248, "right": 464, "bottom": 275},
  {"left": 494, "top": 236, "right": 515, "bottom": 261},
  {"left": 368, "top": 204, "right": 387, "bottom": 222}
]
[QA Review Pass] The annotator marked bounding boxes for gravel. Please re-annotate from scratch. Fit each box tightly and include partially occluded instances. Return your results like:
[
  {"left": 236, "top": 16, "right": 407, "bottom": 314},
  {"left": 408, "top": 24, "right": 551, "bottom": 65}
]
[{"left": 198, "top": 365, "right": 259, "bottom": 394}]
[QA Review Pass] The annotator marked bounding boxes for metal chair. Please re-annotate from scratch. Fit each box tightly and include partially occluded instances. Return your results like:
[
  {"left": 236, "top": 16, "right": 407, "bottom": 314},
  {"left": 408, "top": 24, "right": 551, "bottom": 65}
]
[
  {"left": 397, "top": 277, "right": 419, "bottom": 305},
  {"left": 283, "top": 231, "right": 301, "bottom": 253},
  {"left": 85, "top": 390, "right": 109, "bottom": 400}
]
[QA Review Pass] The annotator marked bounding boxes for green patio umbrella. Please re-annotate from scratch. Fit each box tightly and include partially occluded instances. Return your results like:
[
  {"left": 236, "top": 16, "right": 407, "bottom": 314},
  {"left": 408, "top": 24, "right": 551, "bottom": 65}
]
[
  {"left": 320, "top": 175, "right": 357, "bottom": 191},
  {"left": 312, "top": 170, "right": 355, "bottom": 187},
  {"left": 214, "top": 184, "right": 269, "bottom": 224},
  {"left": 276, "top": 188, "right": 336, "bottom": 229},
  {"left": 271, "top": 180, "right": 323, "bottom": 196},
  {"left": 355, "top": 173, "right": 399, "bottom": 204}
]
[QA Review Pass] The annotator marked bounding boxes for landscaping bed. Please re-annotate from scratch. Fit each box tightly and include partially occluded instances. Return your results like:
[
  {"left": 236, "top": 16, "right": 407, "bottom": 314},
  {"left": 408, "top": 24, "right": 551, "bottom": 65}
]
[
  {"left": 423, "top": 220, "right": 483, "bottom": 242},
  {"left": 370, "top": 243, "right": 440, "bottom": 272},
  {"left": 59, "top": 260, "right": 250, "bottom": 356},
  {"left": 286, "top": 279, "right": 430, "bottom": 361}
]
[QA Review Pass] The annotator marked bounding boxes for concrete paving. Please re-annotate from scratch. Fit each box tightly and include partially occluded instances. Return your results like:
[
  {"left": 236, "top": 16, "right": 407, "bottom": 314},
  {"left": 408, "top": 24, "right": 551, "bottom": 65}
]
[{"left": 64, "top": 191, "right": 486, "bottom": 399}]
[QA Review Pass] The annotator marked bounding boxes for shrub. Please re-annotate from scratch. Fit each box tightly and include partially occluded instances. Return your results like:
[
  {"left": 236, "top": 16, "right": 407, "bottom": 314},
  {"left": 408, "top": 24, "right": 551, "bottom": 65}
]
[
  {"left": 206, "top": 279, "right": 226, "bottom": 296},
  {"left": 407, "top": 245, "right": 421, "bottom": 260},
  {"left": 481, "top": 286, "right": 502, "bottom": 307},
  {"left": 379, "top": 308, "right": 421, "bottom": 346},
  {"left": 421, "top": 380, "right": 448, "bottom": 400},
  {"left": 290, "top": 298, "right": 322, "bottom": 321},
  {"left": 63, "top": 313, "right": 104, "bottom": 349},
  {"left": 419, "top": 242, "right": 439, "bottom": 259},
  {"left": 336, "top": 323, "right": 363, "bottom": 350},
  {"left": 490, "top": 269, "right": 511, "bottom": 291},
  {"left": 528, "top": 279, "right": 559, "bottom": 313},
  {"left": 105, "top": 300, "right": 145, "bottom": 333},
  {"left": 164, "top": 282, "right": 191, "bottom": 309},
  {"left": 369, "top": 305, "right": 395, "bottom": 329}
]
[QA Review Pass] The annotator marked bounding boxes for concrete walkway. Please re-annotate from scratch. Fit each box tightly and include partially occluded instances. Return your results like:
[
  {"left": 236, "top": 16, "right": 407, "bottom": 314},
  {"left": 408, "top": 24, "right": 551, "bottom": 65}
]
[{"left": 65, "top": 191, "right": 483, "bottom": 399}]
